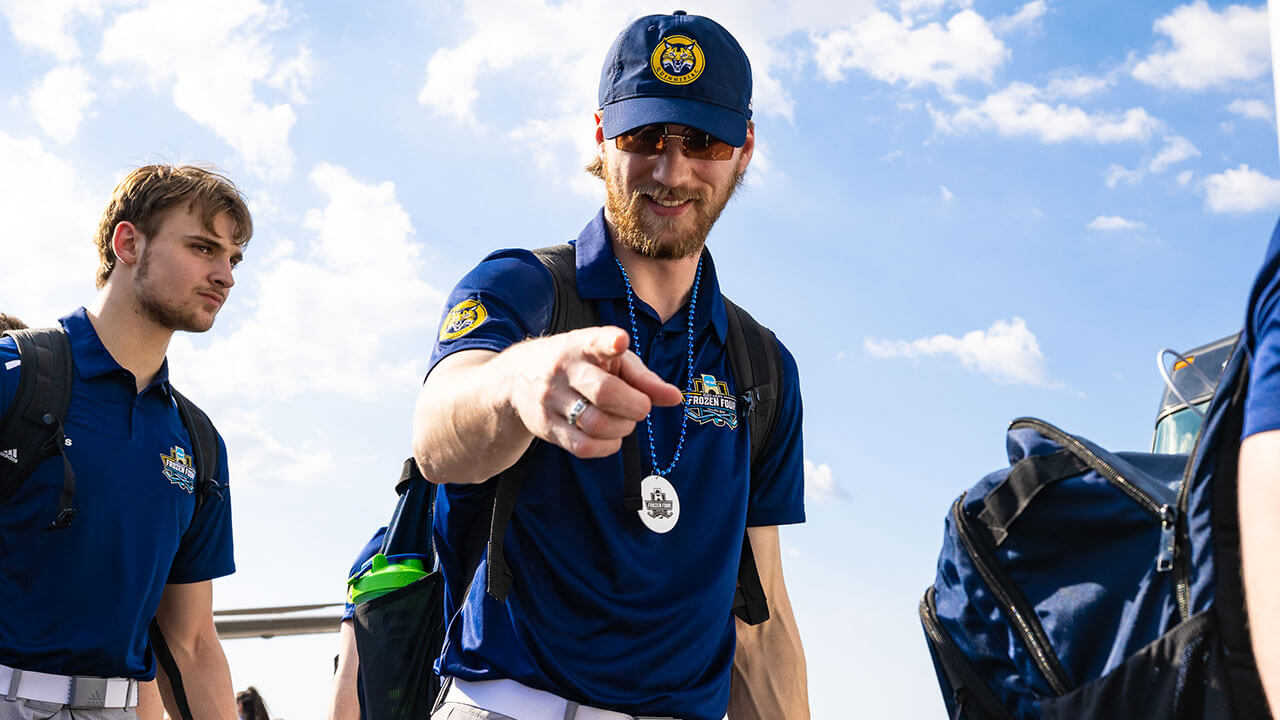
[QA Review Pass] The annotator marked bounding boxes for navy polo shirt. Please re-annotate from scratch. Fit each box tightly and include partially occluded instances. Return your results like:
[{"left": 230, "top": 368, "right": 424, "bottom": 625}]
[
  {"left": 426, "top": 210, "right": 805, "bottom": 720},
  {"left": 0, "top": 308, "right": 235, "bottom": 680},
  {"left": 1245, "top": 217, "right": 1280, "bottom": 438}
]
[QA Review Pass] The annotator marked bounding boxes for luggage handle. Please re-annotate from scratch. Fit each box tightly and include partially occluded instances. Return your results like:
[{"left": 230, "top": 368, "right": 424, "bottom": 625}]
[{"left": 1157, "top": 348, "right": 1215, "bottom": 420}]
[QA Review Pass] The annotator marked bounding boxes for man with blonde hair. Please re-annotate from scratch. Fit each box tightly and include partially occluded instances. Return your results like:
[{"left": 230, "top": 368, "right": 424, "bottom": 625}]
[
  {"left": 0, "top": 164, "right": 251, "bottom": 719},
  {"left": 415, "top": 12, "right": 807, "bottom": 720}
]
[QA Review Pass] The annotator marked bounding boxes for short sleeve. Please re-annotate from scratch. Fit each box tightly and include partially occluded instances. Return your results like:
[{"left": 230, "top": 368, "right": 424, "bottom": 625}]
[
  {"left": 426, "top": 249, "right": 555, "bottom": 378},
  {"left": 168, "top": 433, "right": 235, "bottom": 583},
  {"left": 1245, "top": 228, "right": 1280, "bottom": 438},
  {"left": 746, "top": 338, "right": 806, "bottom": 527}
]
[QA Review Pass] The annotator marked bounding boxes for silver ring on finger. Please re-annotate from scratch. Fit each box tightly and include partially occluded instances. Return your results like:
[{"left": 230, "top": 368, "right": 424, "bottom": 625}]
[{"left": 566, "top": 397, "right": 590, "bottom": 429}]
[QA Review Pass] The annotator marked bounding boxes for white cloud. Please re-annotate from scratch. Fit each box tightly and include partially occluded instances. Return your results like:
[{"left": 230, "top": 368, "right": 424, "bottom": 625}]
[
  {"left": 1105, "top": 163, "right": 1144, "bottom": 188},
  {"left": 27, "top": 65, "right": 96, "bottom": 144},
  {"left": 812, "top": 9, "right": 1007, "bottom": 90},
  {"left": 1202, "top": 164, "right": 1280, "bottom": 214},
  {"left": 1088, "top": 215, "right": 1144, "bottom": 231},
  {"left": 0, "top": 132, "right": 101, "bottom": 323},
  {"left": 98, "top": 0, "right": 312, "bottom": 181},
  {"left": 1102, "top": 135, "right": 1198, "bottom": 188},
  {"left": 939, "top": 185, "right": 954, "bottom": 202},
  {"left": 898, "top": 0, "right": 972, "bottom": 21},
  {"left": 1227, "top": 98, "right": 1274, "bottom": 122},
  {"left": 1177, "top": 170, "right": 1194, "bottom": 186},
  {"left": 992, "top": 0, "right": 1048, "bottom": 35},
  {"left": 1133, "top": 1, "right": 1270, "bottom": 90},
  {"left": 170, "top": 163, "right": 444, "bottom": 401},
  {"left": 937, "top": 82, "right": 1159, "bottom": 143},
  {"left": 1148, "top": 135, "right": 1199, "bottom": 173},
  {"left": 804, "top": 459, "right": 850, "bottom": 503},
  {"left": 1044, "top": 74, "right": 1110, "bottom": 100},
  {"left": 865, "top": 317, "right": 1055, "bottom": 387},
  {"left": 0, "top": 0, "right": 111, "bottom": 61}
]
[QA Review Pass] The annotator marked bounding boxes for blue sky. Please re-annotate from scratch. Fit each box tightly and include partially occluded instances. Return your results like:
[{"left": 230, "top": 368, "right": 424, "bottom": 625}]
[{"left": 1, "top": 1, "right": 1278, "bottom": 717}]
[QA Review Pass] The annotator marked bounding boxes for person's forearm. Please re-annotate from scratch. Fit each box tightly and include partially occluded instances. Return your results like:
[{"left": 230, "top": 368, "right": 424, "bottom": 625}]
[
  {"left": 1240, "top": 433, "right": 1280, "bottom": 715},
  {"left": 327, "top": 621, "right": 361, "bottom": 720},
  {"left": 162, "top": 625, "right": 236, "bottom": 720},
  {"left": 728, "top": 527, "right": 809, "bottom": 719},
  {"left": 412, "top": 349, "right": 534, "bottom": 485}
]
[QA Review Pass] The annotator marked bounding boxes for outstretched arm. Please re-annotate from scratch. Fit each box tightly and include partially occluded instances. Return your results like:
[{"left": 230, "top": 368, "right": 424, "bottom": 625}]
[
  {"left": 728, "top": 525, "right": 809, "bottom": 720},
  {"left": 1240, "top": 430, "right": 1280, "bottom": 715},
  {"left": 412, "top": 326, "right": 682, "bottom": 485},
  {"left": 153, "top": 580, "right": 236, "bottom": 720}
]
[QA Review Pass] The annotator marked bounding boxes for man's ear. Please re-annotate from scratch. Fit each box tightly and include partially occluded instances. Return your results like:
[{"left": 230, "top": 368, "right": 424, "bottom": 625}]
[
  {"left": 594, "top": 111, "right": 607, "bottom": 157},
  {"left": 112, "top": 221, "right": 143, "bottom": 267},
  {"left": 736, "top": 124, "right": 755, "bottom": 175}
]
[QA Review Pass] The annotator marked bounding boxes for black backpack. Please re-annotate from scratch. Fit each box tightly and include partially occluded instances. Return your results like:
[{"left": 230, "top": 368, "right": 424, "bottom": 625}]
[
  {"left": 0, "top": 326, "right": 223, "bottom": 720},
  {"left": 351, "top": 243, "right": 788, "bottom": 719}
]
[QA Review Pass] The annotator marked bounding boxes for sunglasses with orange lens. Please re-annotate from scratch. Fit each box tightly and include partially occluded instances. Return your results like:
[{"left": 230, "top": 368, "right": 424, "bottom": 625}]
[{"left": 614, "top": 124, "right": 736, "bottom": 161}]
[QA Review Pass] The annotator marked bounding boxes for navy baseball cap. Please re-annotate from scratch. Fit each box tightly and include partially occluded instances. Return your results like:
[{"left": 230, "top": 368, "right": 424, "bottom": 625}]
[{"left": 598, "top": 11, "right": 753, "bottom": 147}]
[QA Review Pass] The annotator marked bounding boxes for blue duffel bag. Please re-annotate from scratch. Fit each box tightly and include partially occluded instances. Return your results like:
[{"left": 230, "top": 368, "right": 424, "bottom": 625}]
[{"left": 921, "top": 342, "right": 1271, "bottom": 719}]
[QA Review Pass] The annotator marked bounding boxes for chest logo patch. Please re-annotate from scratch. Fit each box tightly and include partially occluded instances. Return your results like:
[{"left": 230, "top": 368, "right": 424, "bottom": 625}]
[
  {"left": 650, "top": 35, "right": 705, "bottom": 86},
  {"left": 440, "top": 299, "right": 489, "bottom": 341},
  {"left": 684, "top": 373, "right": 738, "bottom": 429},
  {"left": 161, "top": 446, "right": 197, "bottom": 493}
]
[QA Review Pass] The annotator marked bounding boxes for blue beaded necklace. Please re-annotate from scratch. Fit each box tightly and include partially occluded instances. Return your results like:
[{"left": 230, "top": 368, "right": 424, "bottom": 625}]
[{"left": 615, "top": 256, "right": 702, "bottom": 479}]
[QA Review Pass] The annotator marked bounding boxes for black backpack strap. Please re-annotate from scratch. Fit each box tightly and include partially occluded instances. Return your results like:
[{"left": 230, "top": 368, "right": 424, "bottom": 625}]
[
  {"left": 722, "top": 298, "right": 784, "bottom": 626},
  {"left": 531, "top": 244, "right": 596, "bottom": 335},
  {"left": 486, "top": 243, "right": 611, "bottom": 602},
  {"left": 0, "top": 328, "right": 77, "bottom": 530},
  {"left": 171, "top": 388, "right": 221, "bottom": 515},
  {"left": 1211, "top": 353, "right": 1272, "bottom": 717},
  {"left": 149, "top": 619, "right": 195, "bottom": 720},
  {"left": 151, "top": 388, "right": 221, "bottom": 720}
]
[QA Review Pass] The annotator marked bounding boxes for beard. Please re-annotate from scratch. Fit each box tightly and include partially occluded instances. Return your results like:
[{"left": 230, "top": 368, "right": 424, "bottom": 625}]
[
  {"left": 604, "top": 164, "right": 744, "bottom": 260},
  {"left": 134, "top": 245, "right": 216, "bottom": 333}
]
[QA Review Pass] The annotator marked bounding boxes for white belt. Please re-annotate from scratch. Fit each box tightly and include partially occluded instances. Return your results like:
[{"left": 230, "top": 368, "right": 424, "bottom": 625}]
[
  {"left": 443, "top": 678, "right": 679, "bottom": 720},
  {"left": 0, "top": 664, "right": 139, "bottom": 709}
]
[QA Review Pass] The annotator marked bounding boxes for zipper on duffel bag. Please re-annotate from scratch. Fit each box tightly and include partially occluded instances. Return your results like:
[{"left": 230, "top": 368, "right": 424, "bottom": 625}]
[
  {"left": 952, "top": 495, "right": 1076, "bottom": 697},
  {"left": 920, "top": 586, "right": 1015, "bottom": 720},
  {"left": 1010, "top": 417, "right": 1185, "bottom": 616}
]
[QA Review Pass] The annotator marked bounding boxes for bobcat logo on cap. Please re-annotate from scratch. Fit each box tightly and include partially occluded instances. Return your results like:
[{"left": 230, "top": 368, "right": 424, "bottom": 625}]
[{"left": 650, "top": 35, "right": 705, "bottom": 85}]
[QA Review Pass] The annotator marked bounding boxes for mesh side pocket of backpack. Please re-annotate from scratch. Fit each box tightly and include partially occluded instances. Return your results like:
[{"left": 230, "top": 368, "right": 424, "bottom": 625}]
[
  {"left": 353, "top": 572, "right": 447, "bottom": 720},
  {"left": 1038, "top": 611, "right": 1230, "bottom": 720}
]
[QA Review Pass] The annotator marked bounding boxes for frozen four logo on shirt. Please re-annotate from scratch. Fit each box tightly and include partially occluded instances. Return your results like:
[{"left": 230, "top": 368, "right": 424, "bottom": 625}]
[
  {"left": 684, "top": 374, "right": 738, "bottom": 429},
  {"left": 161, "top": 446, "right": 197, "bottom": 493}
]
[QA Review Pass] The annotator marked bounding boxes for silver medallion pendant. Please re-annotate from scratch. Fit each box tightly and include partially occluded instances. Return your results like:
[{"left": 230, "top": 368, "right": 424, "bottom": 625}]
[{"left": 638, "top": 474, "right": 680, "bottom": 534}]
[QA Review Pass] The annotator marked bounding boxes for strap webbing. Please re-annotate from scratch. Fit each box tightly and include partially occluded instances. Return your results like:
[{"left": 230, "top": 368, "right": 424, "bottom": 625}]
[
  {"left": 149, "top": 620, "right": 194, "bottom": 720},
  {"left": 1210, "top": 351, "right": 1272, "bottom": 716},
  {"left": 172, "top": 389, "right": 219, "bottom": 515},
  {"left": 721, "top": 298, "right": 783, "bottom": 626},
  {"left": 622, "top": 431, "right": 643, "bottom": 512},
  {"left": 977, "top": 449, "right": 1090, "bottom": 546}
]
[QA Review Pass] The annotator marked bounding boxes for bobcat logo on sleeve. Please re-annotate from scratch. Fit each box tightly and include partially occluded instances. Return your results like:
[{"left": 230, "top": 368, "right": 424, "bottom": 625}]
[
  {"left": 649, "top": 35, "right": 705, "bottom": 85},
  {"left": 440, "top": 299, "right": 489, "bottom": 341},
  {"left": 161, "top": 446, "right": 197, "bottom": 493},
  {"left": 684, "top": 373, "right": 738, "bottom": 429}
]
